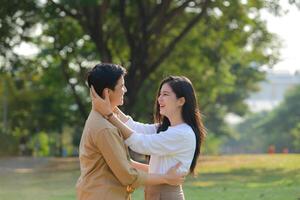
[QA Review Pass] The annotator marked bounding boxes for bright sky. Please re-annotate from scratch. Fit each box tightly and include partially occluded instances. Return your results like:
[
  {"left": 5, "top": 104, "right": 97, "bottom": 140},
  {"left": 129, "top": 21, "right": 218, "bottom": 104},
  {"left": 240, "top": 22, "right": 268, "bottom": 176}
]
[{"left": 261, "top": 2, "right": 300, "bottom": 74}]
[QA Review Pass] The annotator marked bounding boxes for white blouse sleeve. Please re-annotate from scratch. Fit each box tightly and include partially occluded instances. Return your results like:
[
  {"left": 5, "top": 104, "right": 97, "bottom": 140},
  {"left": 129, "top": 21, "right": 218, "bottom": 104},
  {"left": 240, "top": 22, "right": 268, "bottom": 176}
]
[
  {"left": 125, "top": 117, "right": 157, "bottom": 135},
  {"left": 124, "top": 128, "right": 192, "bottom": 156}
]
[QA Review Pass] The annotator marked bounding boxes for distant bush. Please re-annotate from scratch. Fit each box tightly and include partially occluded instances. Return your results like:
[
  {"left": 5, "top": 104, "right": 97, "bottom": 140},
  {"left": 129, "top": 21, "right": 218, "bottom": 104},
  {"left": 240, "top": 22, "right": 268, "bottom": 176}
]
[
  {"left": 202, "top": 134, "right": 223, "bottom": 155},
  {"left": 0, "top": 129, "right": 19, "bottom": 156},
  {"left": 28, "top": 131, "right": 50, "bottom": 156}
]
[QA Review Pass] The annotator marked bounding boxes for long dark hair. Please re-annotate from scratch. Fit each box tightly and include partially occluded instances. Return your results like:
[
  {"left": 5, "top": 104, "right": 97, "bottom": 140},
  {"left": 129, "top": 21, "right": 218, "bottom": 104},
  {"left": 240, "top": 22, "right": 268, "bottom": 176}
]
[{"left": 154, "top": 76, "right": 206, "bottom": 175}]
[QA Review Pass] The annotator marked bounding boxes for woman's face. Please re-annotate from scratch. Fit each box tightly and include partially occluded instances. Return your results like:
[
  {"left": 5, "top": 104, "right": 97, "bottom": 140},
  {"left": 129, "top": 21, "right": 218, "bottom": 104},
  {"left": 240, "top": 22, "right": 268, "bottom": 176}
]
[{"left": 157, "top": 83, "right": 183, "bottom": 118}]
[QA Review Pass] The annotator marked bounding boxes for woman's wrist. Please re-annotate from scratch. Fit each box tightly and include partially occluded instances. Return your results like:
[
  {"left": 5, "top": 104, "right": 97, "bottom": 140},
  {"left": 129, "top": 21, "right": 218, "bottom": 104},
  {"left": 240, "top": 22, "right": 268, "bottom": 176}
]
[
  {"left": 113, "top": 107, "right": 120, "bottom": 114},
  {"left": 104, "top": 112, "right": 113, "bottom": 120}
]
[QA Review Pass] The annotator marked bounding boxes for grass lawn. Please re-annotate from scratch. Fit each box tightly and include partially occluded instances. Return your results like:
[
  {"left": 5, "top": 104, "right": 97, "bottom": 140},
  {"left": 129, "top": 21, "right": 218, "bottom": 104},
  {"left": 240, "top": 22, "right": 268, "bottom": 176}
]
[{"left": 0, "top": 154, "right": 299, "bottom": 200}]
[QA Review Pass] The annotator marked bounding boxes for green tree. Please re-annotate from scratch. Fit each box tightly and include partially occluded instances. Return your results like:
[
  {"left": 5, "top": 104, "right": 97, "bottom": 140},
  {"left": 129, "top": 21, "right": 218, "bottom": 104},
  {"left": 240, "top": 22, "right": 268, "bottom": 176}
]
[
  {"left": 290, "top": 123, "right": 300, "bottom": 152},
  {"left": 1, "top": 0, "right": 299, "bottom": 155},
  {"left": 257, "top": 84, "right": 300, "bottom": 152},
  {"left": 230, "top": 111, "right": 269, "bottom": 153},
  {"left": 234, "top": 84, "right": 300, "bottom": 153}
]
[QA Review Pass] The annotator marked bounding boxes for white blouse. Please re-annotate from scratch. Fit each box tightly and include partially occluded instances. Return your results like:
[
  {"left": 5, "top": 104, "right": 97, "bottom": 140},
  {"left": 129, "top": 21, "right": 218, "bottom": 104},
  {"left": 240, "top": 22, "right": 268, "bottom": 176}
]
[{"left": 125, "top": 117, "right": 196, "bottom": 174}]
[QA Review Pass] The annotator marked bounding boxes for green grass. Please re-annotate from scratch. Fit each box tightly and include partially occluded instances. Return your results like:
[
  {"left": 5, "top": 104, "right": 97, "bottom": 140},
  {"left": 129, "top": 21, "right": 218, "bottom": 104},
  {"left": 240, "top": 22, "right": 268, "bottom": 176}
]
[{"left": 0, "top": 155, "right": 299, "bottom": 200}]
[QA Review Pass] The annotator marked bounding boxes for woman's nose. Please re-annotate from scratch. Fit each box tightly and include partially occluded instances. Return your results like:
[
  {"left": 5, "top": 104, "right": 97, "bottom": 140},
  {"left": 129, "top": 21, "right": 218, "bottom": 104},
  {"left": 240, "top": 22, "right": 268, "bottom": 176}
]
[{"left": 158, "top": 95, "right": 162, "bottom": 103}]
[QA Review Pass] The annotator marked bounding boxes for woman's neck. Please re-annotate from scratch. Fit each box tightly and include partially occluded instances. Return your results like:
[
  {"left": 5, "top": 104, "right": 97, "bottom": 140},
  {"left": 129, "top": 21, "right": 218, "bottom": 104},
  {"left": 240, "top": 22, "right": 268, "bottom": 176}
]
[{"left": 168, "top": 112, "right": 184, "bottom": 127}]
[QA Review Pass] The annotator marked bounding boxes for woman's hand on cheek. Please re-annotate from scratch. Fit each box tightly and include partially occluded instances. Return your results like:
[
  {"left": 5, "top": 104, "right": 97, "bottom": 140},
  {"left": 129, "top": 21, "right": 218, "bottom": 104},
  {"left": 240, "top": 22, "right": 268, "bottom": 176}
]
[{"left": 90, "top": 86, "right": 112, "bottom": 116}]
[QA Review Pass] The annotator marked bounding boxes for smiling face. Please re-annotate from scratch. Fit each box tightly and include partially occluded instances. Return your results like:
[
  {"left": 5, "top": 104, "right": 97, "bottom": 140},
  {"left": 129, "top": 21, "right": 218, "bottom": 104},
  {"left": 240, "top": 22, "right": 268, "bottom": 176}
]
[
  {"left": 157, "top": 83, "right": 184, "bottom": 118},
  {"left": 108, "top": 76, "right": 127, "bottom": 107}
]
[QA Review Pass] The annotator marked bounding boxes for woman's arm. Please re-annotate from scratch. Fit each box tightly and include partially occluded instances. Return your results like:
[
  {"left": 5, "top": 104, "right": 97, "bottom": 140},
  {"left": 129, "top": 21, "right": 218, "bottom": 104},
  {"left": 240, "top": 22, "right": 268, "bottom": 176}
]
[
  {"left": 127, "top": 162, "right": 185, "bottom": 192},
  {"left": 131, "top": 159, "right": 149, "bottom": 173},
  {"left": 114, "top": 107, "right": 157, "bottom": 135},
  {"left": 144, "top": 162, "right": 185, "bottom": 186},
  {"left": 108, "top": 113, "right": 190, "bottom": 158},
  {"left": 114, "top": 107, "right": 130, "bottom": 123},
  {"left": 108, "top": 114, "right": 134, "bottom": 139},
  {"left": 91, "top": 90, "right": 156, "bottom": 135},
  {"left": 90, "top": 87, "right": 136, "bottom": 139},
  {"left": 90, "top": 87, "right": 189, "bottom": 156}
]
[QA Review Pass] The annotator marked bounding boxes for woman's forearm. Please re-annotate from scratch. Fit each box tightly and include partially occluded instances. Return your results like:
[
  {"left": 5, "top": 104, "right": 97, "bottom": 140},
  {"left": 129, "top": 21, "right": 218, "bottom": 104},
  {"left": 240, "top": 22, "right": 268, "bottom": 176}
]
[
  {"left": 131, "top": 160, "right": 149, "bottom": 173},
  {"left": 145, "top": 172, "right": 185, "bottom": 186},
  {"left": 144, "top": 174, "right": 167, "bottom": 185},
  {"left": 114, "top": 107, "right": 130, "bottom": 123},
  {"left": 108, "top": 114, "right": 133, "bottom": 139}
]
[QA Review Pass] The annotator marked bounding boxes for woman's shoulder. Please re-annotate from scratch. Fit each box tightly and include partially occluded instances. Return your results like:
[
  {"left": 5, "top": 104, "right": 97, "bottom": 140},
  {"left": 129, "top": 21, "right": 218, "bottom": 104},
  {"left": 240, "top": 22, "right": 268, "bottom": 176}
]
[
  {"left": 169, "top": 123, "right": 194, "bottom": 135},
  {"left": 167, "top": 124, "right": 195, "bottom": 146},
  {"left": 171, "top": 123, "right": 192, "bottom": 130}
]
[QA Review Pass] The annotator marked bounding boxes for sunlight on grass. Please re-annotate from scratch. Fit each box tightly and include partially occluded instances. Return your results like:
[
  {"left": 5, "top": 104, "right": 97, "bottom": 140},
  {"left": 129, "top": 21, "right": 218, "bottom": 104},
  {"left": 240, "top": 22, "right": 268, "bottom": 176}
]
[
  {"left": 246, "top": 179, "right": 295, "bottom": 188},
  {"left": 0, "top": 155, "right": 299, "bottom": 200},
  {"left": 14, "top": 168, "right": 34, "bottom": 173},
  {"left": 191, "top": 181, "right": 216, "bottom": 187}
]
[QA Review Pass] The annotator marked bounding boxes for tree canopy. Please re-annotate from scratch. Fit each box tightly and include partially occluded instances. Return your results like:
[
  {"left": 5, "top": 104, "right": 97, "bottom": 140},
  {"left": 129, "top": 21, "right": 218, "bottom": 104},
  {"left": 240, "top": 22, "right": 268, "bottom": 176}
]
[
  {"left": 234, "top": 84, "right": 300, "bottom": 153},
  {"left": 1, "top": 0, "right": 299, "bottom": 155}
]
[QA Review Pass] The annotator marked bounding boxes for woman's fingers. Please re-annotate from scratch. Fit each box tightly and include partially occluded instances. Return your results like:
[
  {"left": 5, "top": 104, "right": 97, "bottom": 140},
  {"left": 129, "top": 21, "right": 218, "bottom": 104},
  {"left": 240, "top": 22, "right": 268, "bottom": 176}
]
[
  {"left": 90, "top": 88, "right": 93, "bottom": 99},
  {"left": 90, "top": 86, "right": 108, "bottom": 103},
  {"left": 103, "top": 88, "right": 110, "bottom": 101},
  {"left": 90, "top": 86, "right": 97, "bottom": 99},
  {"left": 173, "top": 162, "right": 182, "bottom": 170},
  {"left": 168, "top": 162, "right": 182, "bottom": 173}
]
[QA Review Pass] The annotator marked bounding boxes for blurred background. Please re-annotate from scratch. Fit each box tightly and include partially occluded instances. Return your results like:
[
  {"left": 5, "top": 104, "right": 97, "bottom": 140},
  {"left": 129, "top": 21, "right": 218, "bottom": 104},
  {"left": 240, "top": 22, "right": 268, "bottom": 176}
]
[{"left": 0, "top": 0, "right": 300, "bottom": 199}]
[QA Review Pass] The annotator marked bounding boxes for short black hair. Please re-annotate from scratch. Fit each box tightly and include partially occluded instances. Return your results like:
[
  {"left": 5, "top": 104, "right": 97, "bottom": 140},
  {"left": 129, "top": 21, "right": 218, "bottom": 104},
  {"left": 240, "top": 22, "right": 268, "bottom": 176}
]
[{"left": 86, "top": 63, "right": 126, "bottom": 96}]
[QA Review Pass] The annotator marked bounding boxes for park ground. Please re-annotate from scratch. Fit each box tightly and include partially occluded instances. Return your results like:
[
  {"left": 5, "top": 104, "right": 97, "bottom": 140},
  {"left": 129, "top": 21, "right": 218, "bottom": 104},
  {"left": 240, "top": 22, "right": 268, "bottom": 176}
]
[{"left": 0, "top": 154, "right": 299, "bottom": 200}]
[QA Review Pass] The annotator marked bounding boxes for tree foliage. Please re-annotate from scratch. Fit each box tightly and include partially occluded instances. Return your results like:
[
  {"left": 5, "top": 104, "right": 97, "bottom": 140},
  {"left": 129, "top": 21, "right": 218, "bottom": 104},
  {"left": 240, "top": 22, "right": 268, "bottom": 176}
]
[
  {"left": 235, "top": 84, "right": 300, "bottom": 153},
  {"left": 257, "top": 84, "right": 300, "bottom": 152},
  {"left": 1, "top": 0, "right": 298, "bottom": 155}
]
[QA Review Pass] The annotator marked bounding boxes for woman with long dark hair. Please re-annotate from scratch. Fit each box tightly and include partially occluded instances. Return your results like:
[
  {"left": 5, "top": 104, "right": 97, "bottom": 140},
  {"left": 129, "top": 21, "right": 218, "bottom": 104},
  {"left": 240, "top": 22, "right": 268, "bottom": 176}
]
[{"left": 91, "top": 75, "right": 206, "bottom": 200}]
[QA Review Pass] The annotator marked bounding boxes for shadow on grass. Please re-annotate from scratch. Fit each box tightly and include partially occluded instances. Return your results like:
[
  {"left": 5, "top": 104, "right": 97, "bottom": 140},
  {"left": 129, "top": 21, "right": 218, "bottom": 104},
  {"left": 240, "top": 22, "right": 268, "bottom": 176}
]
[{"left": 0, "top": 157, "right": 79, "bottom": 174}]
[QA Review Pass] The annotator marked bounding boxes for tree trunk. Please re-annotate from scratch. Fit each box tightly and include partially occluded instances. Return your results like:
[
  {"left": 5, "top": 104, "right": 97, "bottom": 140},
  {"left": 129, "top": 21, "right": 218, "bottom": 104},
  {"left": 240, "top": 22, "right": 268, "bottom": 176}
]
[{"left": 124, "top": 65, "right": 143, "bottom": 115}]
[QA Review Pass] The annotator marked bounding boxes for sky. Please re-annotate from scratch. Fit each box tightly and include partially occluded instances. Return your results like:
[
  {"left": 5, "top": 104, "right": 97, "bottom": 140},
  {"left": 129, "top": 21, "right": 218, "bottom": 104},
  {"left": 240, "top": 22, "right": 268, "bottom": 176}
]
[{"left": 261, "top": 2, "right": 300, "bottom": 74}]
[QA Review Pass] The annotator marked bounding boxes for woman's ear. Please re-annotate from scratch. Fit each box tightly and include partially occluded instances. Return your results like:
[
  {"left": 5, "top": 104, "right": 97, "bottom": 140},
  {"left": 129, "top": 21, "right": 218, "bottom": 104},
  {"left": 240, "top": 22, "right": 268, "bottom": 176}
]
[{"left": 178, "top": 97, "right": 185, "bottom": 106}]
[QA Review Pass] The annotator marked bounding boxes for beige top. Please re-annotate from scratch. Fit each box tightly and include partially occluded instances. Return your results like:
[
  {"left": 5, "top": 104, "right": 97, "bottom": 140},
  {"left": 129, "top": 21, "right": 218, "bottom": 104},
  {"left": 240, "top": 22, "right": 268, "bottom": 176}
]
[{"left": 76, "top": 110, "right": 146, "bottom": 200}]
